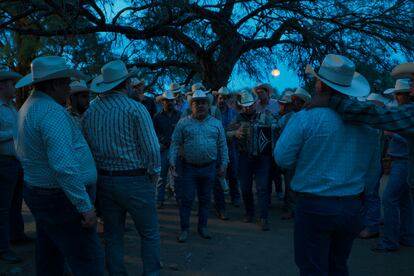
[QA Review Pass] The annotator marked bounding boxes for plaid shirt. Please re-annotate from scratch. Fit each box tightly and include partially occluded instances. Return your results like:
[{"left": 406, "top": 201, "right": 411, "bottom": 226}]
[{"left": 329, "top": 95, "right": 414, "bottom": 189}]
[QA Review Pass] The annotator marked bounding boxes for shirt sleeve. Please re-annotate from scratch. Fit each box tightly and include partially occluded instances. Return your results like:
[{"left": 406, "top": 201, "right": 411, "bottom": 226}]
[
  {"left": 217, "top": 123, "right": 229, "bottom": 168},
  {"left": 330, "top": 95, "right": 414, "bottom": 135},
  {"left": 169, "top": 119, "right": 184, "bottom": 167},
  {"left": 134, "top": 105, "right": 161, "bottom": 175},
  {"left": 274, "top": 113, "right": 304, "bottom": 169},
  {"left": 40, "top": 109, "right": 93, "bottom": 213}
]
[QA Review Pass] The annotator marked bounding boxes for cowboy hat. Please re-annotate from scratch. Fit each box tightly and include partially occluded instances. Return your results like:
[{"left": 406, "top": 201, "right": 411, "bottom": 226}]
[
  {"left": 383, "top": 79, "right": 411, "bottom": 94},
  {"left": 131, "top": 77, "right": 144, "bottom": 87},
  {"left": 190, "top": 89, "right": 209, "bottom": 103},
  {"left": 366, "top": 93, "right": 388, "bottom": 105},
  {"left": 213, "top": 86, "right": 231, "bottom": 97},
  {"left": 278, "top": 90, "right": 294, "bottom": 104},
  {"left": 253, "top": 83, "right": 274, "bottom": 96},
  {"left": 305, "top": 54, "right": 370, "bottom": 97},
  {"left": 15, "top": 56, "right": 86, "bottom": 89},
  {"left": 291, "top": 87, "right": 312, "bottom": 102},
  {"left": 0, "top": 71, "right": 22, "bottom": 81},
  {"left": 238, "top": 91, "right": 256, "bottom": 107},
  {"left": 156, "top": 90, "right": 177, "bottom": 102},
  {"left": 391, "top": 62, "right": 414, "bottom": 79},
  {"left": 69, "top": 79, "right": 89, "bottom": 95},
  {"left": 186, "top": 82, "right": 211, "bottom": 96},
  {"left": 90, "top": 60, "right": 137, "bottom": 93},
  {"left": 169, "top": 83, "right": 185, "bottom": 94}
]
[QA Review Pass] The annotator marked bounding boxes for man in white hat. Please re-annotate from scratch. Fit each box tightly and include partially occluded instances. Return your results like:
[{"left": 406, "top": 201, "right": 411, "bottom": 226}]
[
  {"left": 66, "top": 79, "right": 90, "bottom": 123},
  {"left": 0, "top": 70, "right": 27, "bottom": 264},
  {"left": 253, "top": 83, "right": 279, "bottom": 115},
  {"left": 170, "top": 90, "right": 228, "bottom": 242},
  {"left": 291, "top": 87, "right": 312, "bottom": 112},
  {"left": 227, "top": 91, "right": 274, "bottom": 231},
  {"left": 130, "top": 77, "right": 157, "bottom": 118},
  {"left": 153, "top": 90, "right": 181, "bottom": 208},
  {"left": 275, "top": 54, "right": 380, "bottom": 275},
  {"left": 184, "top": 82, "right": 222, "bottom": 120},
  {"left": 15, "top": 56, "right": 104, "bottom": 275},
  {"left": 168, "top": 82, "right": 188, "bottom": 112},
  {"left": 83, "top": 60, "right": 161, "bottom": 275}
]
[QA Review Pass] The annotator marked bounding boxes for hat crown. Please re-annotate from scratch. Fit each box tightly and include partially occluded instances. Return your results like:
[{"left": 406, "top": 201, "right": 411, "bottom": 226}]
[
  {"left": 191, "top": 89, "right": 208, "bottom": 99},
  {"left": 192, "top": 82, "right": 206, "bottom": 92},
  {"left": 169, "top": 83, "right": 182, "bottom": 91},
  {"left": 101, "top": 60, "right": 129, "bottom": 83},
  {"left": 395, "top": 79, "right": 411, "bottom": 90},
  {"left": 239, "top": 91, "right": 255, "bottom": 105},
  {"left": 318, "top": 54, "right": 355, "bottom": 87},
  {"left": 162, "top": 90, "right": 176, "bottom": 99},
  {"left": 218, "top": 86, "right": 230, "bottom": 95},
  {"left": 31, "top": 56, "right": 70, "bottom": 80}
]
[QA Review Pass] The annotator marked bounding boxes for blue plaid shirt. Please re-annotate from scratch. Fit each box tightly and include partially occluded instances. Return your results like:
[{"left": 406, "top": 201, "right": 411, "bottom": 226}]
[
  {"left": 16, "top": 91, "right": 95, "bottom": 213},
  {"left": 275, "top": 108, "right": 381, "bottom": 196},
  {"left": 82, "top": 92, "right": 161, "bottom": 174}
]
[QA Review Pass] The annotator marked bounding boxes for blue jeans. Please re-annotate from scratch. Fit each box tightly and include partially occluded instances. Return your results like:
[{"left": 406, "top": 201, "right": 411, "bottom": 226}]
[
  {"left": 380, "top": 159, "right": 414, "bottom": 249},
  {"left": 156, "top": 150, "right": 169, "bottom": 203},
  {"left": 179, "top": 162, "right": 216, "bottom": 230},
  {"left": 98, "top": 175, "right": 160, "bottom": 276},
  {"left": 23, "top": 185, "right": 104, "bottom": 276},
  {"left": 295, "top": 196, "right": 363, "bottom": 276},
  {"left": 238, "top": 153, "right": 271, "bottom": 219},
  {"left": 227, "top": 142, "right": 241, "bottom": 203},
  {"left": 0, "top": 156, "right": 20, "bottom": 252},
  {"left": 363, "top": 172, "right": 382, "bottom": 233},
  {"left": 213, "top": 176, "right": 226, "bottom": 212}
]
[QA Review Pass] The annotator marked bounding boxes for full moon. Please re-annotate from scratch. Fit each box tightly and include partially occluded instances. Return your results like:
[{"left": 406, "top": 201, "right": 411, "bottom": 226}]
[{"left": 271, "top": 68, "right": 281, "bottom": 77}]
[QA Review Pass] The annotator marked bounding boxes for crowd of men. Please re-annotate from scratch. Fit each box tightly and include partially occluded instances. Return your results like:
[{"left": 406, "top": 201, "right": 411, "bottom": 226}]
[{"left": 0, "top": 53, "right": 414, "bottom": 276}]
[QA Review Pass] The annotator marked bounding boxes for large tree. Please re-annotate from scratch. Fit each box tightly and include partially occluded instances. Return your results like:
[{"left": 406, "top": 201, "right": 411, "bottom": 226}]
[{"left": 1, "top": 0, "right": 414, "bottom": 90}]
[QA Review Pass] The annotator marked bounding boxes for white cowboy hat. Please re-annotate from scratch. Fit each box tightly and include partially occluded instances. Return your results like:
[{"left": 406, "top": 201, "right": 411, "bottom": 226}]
[
  {"left": 189, "top": 89, "right": 210, "bottom": 103},
  {"left": 366, "top": 93, "right": 388, "bottom": 104},
  {"left": 278, "top": 90, "right": 294, "bottom": 104},
  {"left": 292, "top": 87, "right": 312, "bottom": 102},
  {"left": 156, "top": 90, "right": 177, "bottom": 102},
  {"left": 169, "top": 83, "right": 185, "bottom": 94},
  {"left": 253, "top": 83, "right": 274, "bottom": 96},
  {"left": 383, "top": 79, "right": 411, "bottom": 94},
  {"left": 213, "top": 86, "right": 231, "bottom": 97},
  {"left": 131, "top": 77, "right": 144, "bottom": 87},
  {"left": 186, "top": 82, "right": 211, "bottom": 96},
  {"left": 305, "top": 54, "right": 370, "bottom": 97},
  {"left": 90, "top": 60, "right": 137, "bottom": 93},
  {"left": 15, "top": 56, "right": 86, "bottom": 89},
  {"left": 391, "top": 62, "right": 414, "bottom": 79},
  {"left": 238, "top": 91, "right": 256, "bottom": 107},
  {"left": 69, "top": 79, "right": 89, "bottom": 94},
  {"left": 0, "top": 71, "right": 21, "bottom": 81}
]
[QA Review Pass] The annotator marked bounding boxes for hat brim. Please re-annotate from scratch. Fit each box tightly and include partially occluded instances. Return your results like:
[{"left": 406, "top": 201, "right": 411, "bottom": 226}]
[
  {"left": 391, "top": 63, "right": 414, "bottom": 79},
  {"left": 0, "top": 71, "right": 22, "bottom": 81},
  {"left": 305, "top": 65, "right": 370, "bottom": 97},
  {"left": 238, "top": 100, "right": 255, "bottom": 107},
  {"left": 15, "top": 69, "right": 86, "bottom": 89},
  {"left": 90, "top": 71, "right": 136, "bottom": 94},
  {"left": 156, "top": 95, "right": 176, "bottom": 102},
  {"left": 383, "top": 87, "right": 410, "bottom": 94},
  {"left": 253, "top": 84, "right": 274, "bottom": 96}
]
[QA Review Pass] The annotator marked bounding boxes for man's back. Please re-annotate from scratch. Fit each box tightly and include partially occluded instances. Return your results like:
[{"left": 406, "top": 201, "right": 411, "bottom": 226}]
[{"left": 276, "top": 107, "right": 380, "bottom": 196}]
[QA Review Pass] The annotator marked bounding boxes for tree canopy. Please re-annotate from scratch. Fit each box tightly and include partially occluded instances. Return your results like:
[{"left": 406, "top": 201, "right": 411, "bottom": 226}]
[{"left": 1, "top": 0, "right": 413, "bottom": 90}]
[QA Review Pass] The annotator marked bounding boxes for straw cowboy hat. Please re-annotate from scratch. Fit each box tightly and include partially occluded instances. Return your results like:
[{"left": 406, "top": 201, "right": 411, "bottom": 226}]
[
  {"left": 238, "top": 91, "right": 256, "bottom": 107},
  {"left": 90, "top": 60, "right": 137, "bottom": 93},
  {"left": 278, "top": 90, "right": 294, "bottom": 104},
  {"left": 292, "top": 87, "right": 312, "bottom": 102},
  {"left": 169, "top": 83, "right": 185, "bottom": 95},
  {"left": 15, "top": 56, "right": 86, "bottom": 89},
  {"left": 0, "top": 71, "right": 21, "bottom": 82},
  {"left": 391, "top": 62, "right": 414, "bottom": 79},
  {"left": 213, "top": 86, "right": 231, "bottom": 97},
  {"left": 253, "top": 83, "right": 274, "bottom": 96},
  {"left": 190, "top": 89, "right": 209, "bottom": 103},
  {"left": 186, "top": 82, "right": 211, "bottom": 96},
  {"left": 305, "top": 54, "right": 370, "bottom": 97},
  {"left": 366, "top": 93, "right": 388, "bottom": 105},
  {"left": 156, "top": 90, "right": 177, "bottom": 102},
  {"left": 384, "top": 79, "right": 411, "bottom": 94},
  {"left": 69, "top": 79, "right": 89, "bottom": 95}
]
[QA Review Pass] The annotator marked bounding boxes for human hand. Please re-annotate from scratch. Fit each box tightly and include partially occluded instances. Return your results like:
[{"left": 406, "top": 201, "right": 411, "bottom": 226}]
[
  {"left": 169, "top": 165, "right": 178, "bottom": 177},
  {"left": 235, "top": 127, "right": 244, "bottom": 139},
  {"left": 217, "top": 166, "right": 226, "bottom": 177},
  {"left": 81, "top": 209, "right": 97, "bottom": 228}
]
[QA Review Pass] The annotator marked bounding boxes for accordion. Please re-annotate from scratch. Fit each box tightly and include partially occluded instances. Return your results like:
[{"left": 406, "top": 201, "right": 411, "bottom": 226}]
[{"left": 244, "top": 123, "right": 279, "bottom": 156}]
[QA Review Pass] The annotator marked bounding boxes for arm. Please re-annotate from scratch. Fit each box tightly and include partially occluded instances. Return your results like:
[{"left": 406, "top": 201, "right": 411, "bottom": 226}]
[
  {"left": 134, "top": 105, "right": 161, "bottom": 175},
  {"left": 40, "top": 110, "right": 92, "bottom": 213},
  {"left": 330, "top": 95, "right": 414, "bottom": 134},
  {"left": 274, "top": 113, "right": 304, "bottom": 169},
  {"left": 217, "top": 123, "right": 229, "bottom": 169},
  {"left": 0, "top": 130, "right": 13, "bottom": 142}
]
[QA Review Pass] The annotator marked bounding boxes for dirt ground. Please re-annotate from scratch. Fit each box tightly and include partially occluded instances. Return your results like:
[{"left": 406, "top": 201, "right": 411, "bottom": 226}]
[{"left": 1, "top": 181, "right": 414, "bottom": 276}]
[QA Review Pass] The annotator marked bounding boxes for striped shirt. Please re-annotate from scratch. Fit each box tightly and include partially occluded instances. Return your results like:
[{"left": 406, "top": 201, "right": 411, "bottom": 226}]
[
  {"left": 82, "top": 92, "right": 161, "bottom": 174},
  {"left": 0, "top": 99, "right": 17, "bottom": 156},
  {"left": 329, "top": 95, "right": 414, "bottom": 190},
  {"left": 15, "top": 91, "right": 95, "bottom": 213},
  {"left": 170, "top": 115, "right": 229, "bottom": 168}
]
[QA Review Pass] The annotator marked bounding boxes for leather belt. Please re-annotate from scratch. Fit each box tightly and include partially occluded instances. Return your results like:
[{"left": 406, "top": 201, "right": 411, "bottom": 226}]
[
  {"left": 98, "top": 168, "right": 147, "bottom": 177},
  {"left": 297, "top": 192, "right": 361, "bottom": 200},
  {"left": 0, "top": 155, "right": 17, "bottom": 160},
  {"left": 183, "top": 160, "right": 215, "bottom": 168}
]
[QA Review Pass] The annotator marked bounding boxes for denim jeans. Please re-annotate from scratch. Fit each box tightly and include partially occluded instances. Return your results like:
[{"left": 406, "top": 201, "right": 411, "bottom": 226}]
[
  {"left": 98, "top": 175, "right": 161, "bottom": 276},
  {"left": 363, "top": 172, "right": 382, "bottom": 233},
  {"left": 0, "top": 156, "right": 20, "bottom": 252},
  {"left": 380, "top": 159, "right": 414, "bottom": 249},
  {"left": 283, "top": 168, "right": 296, "bottom": 213},
  {"left": 156, "top": 150, "right": 169, "bottom": 203},
  {"left": 294, "top": 196, "right": 363, "bottom": 276},
  {"left": 213, "top": 176, "right": 226, "bottom": 212},
  {"left": 227, "top": 142, "right": 241, "bottom": 203},
  {"left": 23, "top": 185, "right": 104, "bottom": 276},
  {"left": 179, "top": 162, "right": 216, "bottom": 230},
  {"left": 238, "top": 153, "right": 271, "bottom": 219}
]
